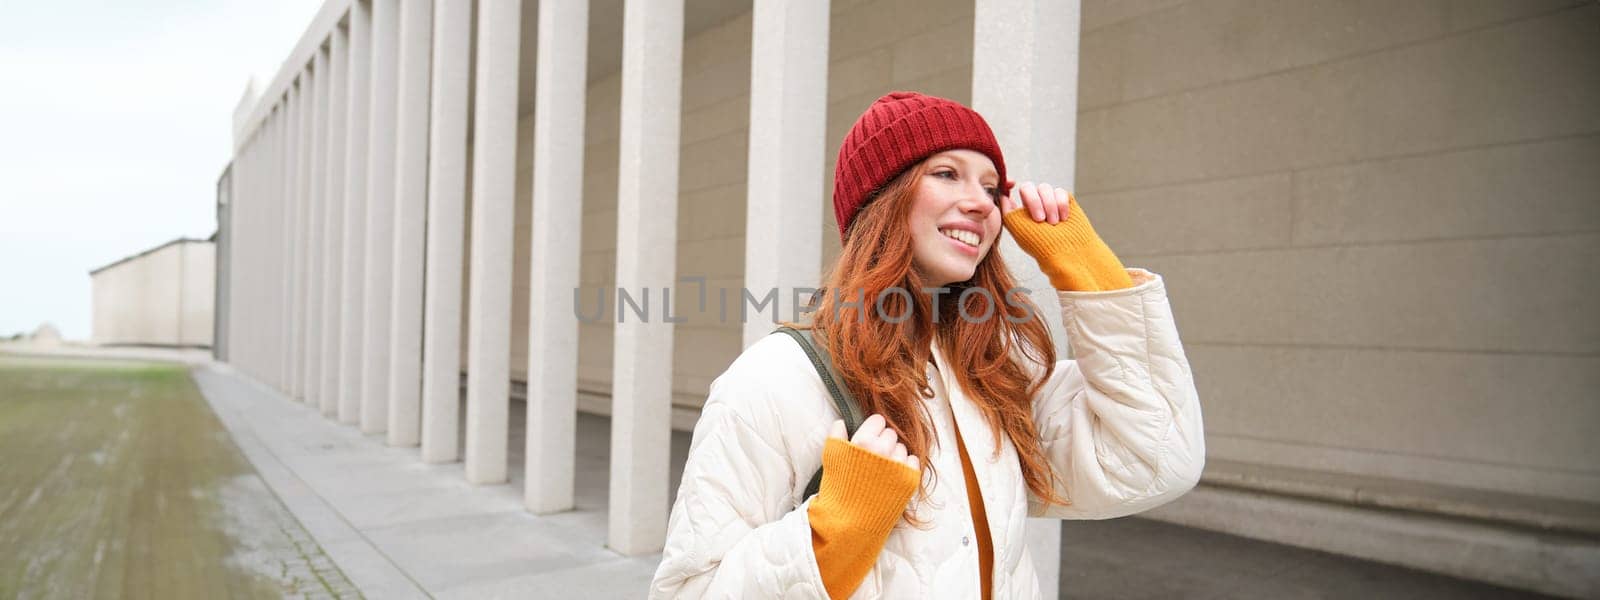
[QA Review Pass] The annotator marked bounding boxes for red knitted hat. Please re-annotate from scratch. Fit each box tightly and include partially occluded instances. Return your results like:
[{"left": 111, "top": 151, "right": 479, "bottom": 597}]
[{"left": 832, "top": 91, "right": 1008, "bottom": 240}]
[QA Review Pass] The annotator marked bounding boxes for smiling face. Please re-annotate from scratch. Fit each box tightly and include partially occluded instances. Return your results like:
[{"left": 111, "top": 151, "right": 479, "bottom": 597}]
[{"left": 907, "top": 149, "right": 1003, "bottom": 287}]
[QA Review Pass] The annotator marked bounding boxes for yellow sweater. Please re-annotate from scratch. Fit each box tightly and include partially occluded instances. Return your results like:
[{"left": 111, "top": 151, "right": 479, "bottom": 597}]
[{"left": 807, "top": 198, "right": 1133, "bottom": 598}]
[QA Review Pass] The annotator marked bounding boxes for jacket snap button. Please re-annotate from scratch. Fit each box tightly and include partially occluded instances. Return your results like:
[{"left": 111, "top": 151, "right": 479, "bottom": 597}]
[{"left": 961, "top": 535, "right": 970, "bottom": 546}]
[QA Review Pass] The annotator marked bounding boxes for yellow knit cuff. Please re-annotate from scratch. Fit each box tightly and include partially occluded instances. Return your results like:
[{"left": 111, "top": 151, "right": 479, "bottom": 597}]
[
  {"left": 808, "top": 437, "right": 920, "bottom": 599},
  {"left": 1000, "top": 195, "right": 1135, "bottom": 292}
]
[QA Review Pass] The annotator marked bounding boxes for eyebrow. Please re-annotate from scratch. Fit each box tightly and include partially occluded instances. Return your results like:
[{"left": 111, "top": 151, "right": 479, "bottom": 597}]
[{"left": 937, "top": 155, "right": 999, "bottom": 180}]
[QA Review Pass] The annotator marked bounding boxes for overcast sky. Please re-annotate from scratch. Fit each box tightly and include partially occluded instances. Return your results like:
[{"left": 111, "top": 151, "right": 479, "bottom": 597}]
[{"left": 0, "top": 0, "right": 323, "bottom": 340}]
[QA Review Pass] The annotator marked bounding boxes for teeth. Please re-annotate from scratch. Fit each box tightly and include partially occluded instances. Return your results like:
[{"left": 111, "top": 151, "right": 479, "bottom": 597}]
[{"left": 940, "top": 228, "right": 979, "bottom": 247}]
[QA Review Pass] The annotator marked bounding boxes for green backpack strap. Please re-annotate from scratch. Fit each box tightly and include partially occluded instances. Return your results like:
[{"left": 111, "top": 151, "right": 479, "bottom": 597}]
[{"left": 772, "top": 326, "right": 864, "bottom": 502}]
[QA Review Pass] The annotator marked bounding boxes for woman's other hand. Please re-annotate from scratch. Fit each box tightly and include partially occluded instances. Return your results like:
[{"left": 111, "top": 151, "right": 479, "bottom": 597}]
[
  {"left": 830, "top": 414, "right": 921, "bottom": 472},
  {"left": 811, "top": 414, "right": 923, "bottom": 598}
]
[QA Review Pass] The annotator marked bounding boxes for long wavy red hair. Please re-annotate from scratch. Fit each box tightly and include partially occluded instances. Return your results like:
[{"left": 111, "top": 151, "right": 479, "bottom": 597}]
[{"left": 806, "top": 159, "right": 1067, "bottom": 508}]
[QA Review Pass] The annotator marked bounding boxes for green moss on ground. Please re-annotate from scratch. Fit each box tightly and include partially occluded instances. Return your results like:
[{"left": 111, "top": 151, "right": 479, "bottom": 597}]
[{"left": 0, "top": 355, "right": 359, "bottom": 599}]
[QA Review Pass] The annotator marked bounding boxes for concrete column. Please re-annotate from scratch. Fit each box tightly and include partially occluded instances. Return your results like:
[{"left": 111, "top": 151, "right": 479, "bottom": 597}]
[
  {"left": 252, "top": 120, "right": 264, "bottom": 377},
  {"left": 235, "top": 142, "right": 247, "bottom": 361},
  {"left": 270, "top": 99, "right": 282, "bottom": 388},
  {"left": 227, "top": 141, "right": 243, "bottom": 366},
  {"left": 248, "top": 109, "right": 261, "bottom": 379},
  {"left": 284, "top": 79, "right": 304, "bottom": 396},
  {"left": 266, "top": 107, "right": 280, "bottom": 383},
  {"left": 609, "top": 0, "right": 683, "bottom": 556},
  {"left": 388, "top": 0, "right": 433, "bottom": 447},
  {"left": 260, "top": 105, "right": 277, "bottom": 384},
  {"left": 266, "top": 104, "right": 276, "bottom": 380},
  {"left": 362, "top": 0, "right": 401, "bottom": 434},
  {"left": 525, "top": 0, "right": 589, "bottom": 514},
  {"left": 322, "top": 26, "right": 350, "bottom": 416},
  {"left": 269, "top": 105, "right": 285, "bottom": 384},
  {"left": 244, "top": 128, "right": 258, "bottom": 375},
  {"left": 305, "top": 46, "right": 329, "bottom": 409},
  {"left": 972, "top": 1, "right": 1081, "bottom": 597},
  {"left": 464, "top": 0, "right": 521, "bottom": 485},
  {"left": 249, "top": 113, "right": 262, "bottom": 380},
  {"left": 421, "top": 0, "right": 471, "bottom": 464},
  {"left": 298, "top": 66, "right": 319, "bottom": 403},
  {"left": 341, "top": 0, "right": 373, "bottom": 425},
  {"left": 741, "top": 0, "right": 828, "bottom": 349},
  {"left": 230, "top": 138, "right": 250, "bottom": 372},
  {"left": 277, "top": 88, "right": 292, "bottom": 391},
  {"left": 275, "top": 99, "right": 291, "bottom": 389},
  {"left": 231, "top": 137, "right": 247, "bottom": 370},
  {"left": 297, "top": 67, "right": 319, "bottom": 402}
]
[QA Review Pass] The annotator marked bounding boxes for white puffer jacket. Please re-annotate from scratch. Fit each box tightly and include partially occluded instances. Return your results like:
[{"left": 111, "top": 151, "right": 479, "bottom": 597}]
[{"left": 650, "top": 268, "right": 1205, "bottom": 599}]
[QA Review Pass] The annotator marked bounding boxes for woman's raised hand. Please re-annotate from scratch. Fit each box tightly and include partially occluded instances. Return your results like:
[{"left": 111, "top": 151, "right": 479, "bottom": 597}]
[
  {"left": 830, "top": 414, "right": 921, "bottom": 472},
  {"left": 1001, "top": 180, "right": 1074, "bottom": 225},
  {"left": 998, "top": 180, "right": 1137, "bottom": 291}
]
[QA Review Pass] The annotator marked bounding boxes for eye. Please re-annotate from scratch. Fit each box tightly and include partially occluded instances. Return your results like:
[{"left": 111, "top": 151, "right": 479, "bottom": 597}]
[
  {"left": 985, "top": 187, "right": 1001, "bottom": 204},
  {"left": 932, "top": 169, "right": 958, "bottom": 180}
]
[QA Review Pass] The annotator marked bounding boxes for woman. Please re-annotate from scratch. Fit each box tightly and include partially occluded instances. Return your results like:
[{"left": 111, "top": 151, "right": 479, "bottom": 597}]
[{"left": 650, "top": 92, "right": 1205, "bottom": 599}]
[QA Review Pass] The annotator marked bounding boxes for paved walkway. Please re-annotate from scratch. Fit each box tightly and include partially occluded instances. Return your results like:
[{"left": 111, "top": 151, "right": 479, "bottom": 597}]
[{"left": 189, "top": 362, "right": 671, "bottom": 599}]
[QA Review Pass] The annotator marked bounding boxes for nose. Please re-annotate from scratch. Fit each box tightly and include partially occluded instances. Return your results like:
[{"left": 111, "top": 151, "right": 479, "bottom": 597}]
[{"left": 958, "top": 180, "right": 995, "bottom": 217}]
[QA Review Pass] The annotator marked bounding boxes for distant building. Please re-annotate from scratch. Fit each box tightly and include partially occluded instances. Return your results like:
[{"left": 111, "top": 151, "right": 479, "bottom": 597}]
[
  {"left": 89, "top": 238, "right": 215, "bottom": 347},
  {"left": 29, "top": 323, "right": 62, "bottom": 347}
]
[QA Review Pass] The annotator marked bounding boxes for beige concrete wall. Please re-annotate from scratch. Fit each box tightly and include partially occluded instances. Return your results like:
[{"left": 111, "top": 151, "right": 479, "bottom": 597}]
[
  {"left": 1075, "top": 0, "right": 1600, "bottom": 502},
  {"left": 92, "top": 258, "right": 119, "bottom": 343},
  {"left": 91, "top": 240, "right": 215, "bottom": 347},
  {"left": 93, "top": 243, "right": 177, "bottom": 345},
  {"left": 178, "top": 242, "right": 216, "bottom": 347}
]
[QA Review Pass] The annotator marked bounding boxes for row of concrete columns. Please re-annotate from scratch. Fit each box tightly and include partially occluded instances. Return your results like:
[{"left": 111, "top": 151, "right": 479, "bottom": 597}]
[{"left": 227, "top": 0, "right": 1078, "bottom": 567}]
